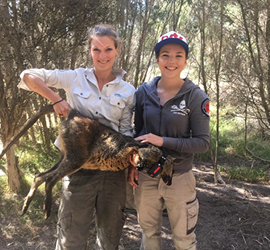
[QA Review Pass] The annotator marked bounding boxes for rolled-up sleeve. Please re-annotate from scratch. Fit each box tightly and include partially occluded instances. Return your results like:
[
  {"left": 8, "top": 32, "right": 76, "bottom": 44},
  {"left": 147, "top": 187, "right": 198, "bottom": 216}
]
[{"left": 18, "top": 68, "right": 77, "bottom": 90}]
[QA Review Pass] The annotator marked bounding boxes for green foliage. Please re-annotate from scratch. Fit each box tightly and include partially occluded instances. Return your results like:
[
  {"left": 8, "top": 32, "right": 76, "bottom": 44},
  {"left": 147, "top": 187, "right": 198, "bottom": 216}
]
[
  {"left": 17, "top": 140, "right": 61, "bottom": 175},
  {"left": 210, "top": 107, "right": 270, "bottom": 162},
  {"left": 0, "top": 158, "right": 5, "bottom": 171},
  {"left": 195, "top": 105, "right": 270, "bottom": 183},
  {"left": 245, "top": 138, "right": 270, "bottom": 160},
  {"left": 0, "top": 133, "right": 63, "bottom": 218},
  {"left": 219, "top": 165, "right": 270, "bottom": 183}
]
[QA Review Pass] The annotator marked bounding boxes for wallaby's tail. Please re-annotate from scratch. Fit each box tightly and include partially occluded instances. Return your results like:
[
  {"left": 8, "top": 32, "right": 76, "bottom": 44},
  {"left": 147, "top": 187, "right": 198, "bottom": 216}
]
[{"left": 0, "top": 105, "right": 54, "bottom": 159}]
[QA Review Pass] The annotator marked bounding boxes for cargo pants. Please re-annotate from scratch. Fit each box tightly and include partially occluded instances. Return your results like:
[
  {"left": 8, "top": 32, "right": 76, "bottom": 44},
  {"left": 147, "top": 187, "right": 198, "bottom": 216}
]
[
  {"left": 55, "top": 169, "right": 126, "bottom": 250},
  {"left": 134, "top": 169, "right": 198, "bottom": 250}
]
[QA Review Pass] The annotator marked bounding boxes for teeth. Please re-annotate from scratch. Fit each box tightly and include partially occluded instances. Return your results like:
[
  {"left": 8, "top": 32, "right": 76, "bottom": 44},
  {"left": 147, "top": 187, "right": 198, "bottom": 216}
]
[{"left": 166, "top": 67, "right": 176, "bottom": 70}]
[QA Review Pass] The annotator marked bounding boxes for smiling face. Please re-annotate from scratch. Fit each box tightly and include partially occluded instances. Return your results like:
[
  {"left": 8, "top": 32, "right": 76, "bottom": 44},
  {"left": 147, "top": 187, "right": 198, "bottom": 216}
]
[
  {"left": 89, "top": 36, "right": 119, "bottom": 73},
  {"left": 157, "top": 43, "right": 187, "bottom": 79}
]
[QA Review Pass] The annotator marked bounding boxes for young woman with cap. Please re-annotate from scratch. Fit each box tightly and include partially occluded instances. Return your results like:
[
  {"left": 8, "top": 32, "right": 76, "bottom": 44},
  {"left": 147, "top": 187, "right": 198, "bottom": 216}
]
[
  {"left": 129, "top": 31, "right": 210, "bottom": 250},
  {"left": 18, "top": 24, "right": 136, "bottom": 250}
]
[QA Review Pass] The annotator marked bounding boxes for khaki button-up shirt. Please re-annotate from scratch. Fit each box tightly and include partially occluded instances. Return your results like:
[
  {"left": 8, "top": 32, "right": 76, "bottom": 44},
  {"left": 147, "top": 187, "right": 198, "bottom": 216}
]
[{"left": 18, "top": 68, "right": 136, "bottom": 138}]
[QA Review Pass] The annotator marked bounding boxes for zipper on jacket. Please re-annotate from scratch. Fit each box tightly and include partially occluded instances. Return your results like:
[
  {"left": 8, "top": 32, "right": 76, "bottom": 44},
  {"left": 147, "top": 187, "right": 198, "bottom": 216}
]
[{"left": 159, "top": 105, "right": 163, "bottom": 136}]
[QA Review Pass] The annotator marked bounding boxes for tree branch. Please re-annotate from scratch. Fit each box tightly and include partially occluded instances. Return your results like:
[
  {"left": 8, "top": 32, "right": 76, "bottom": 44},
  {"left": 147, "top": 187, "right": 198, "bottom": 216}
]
[
  {"left": 246, "top": 147, "right": 270, "bottom": 163},
  {"left": 0, "top": 105, "right": 54, "bottom": 159}
]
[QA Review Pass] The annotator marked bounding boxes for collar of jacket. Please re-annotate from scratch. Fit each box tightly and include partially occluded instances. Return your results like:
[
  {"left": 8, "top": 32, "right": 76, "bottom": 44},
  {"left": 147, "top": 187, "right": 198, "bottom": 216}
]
[{"left": 141, "top": 76, "right": 198, "bottom": 105}]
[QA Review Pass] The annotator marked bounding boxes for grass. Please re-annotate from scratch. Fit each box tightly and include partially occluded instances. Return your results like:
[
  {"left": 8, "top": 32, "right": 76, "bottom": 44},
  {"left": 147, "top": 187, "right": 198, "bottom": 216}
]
[
  {"left": 0, "top": 138, "right": 62, "bottom": 246},
  {"left": 219, "top": 165, "right": 270, "bottom": 183},
  {"left": 0, "top": 138, "right": 62, "bottom": 221},
  {"left": 0, "top": 174, "right": 58, "bottom": 249},
  {"left": 194, "top": 106, "right": 270, "bottom": 183},
  {"left": 16, "top": 140, "right": 61, "bottom": 174}
]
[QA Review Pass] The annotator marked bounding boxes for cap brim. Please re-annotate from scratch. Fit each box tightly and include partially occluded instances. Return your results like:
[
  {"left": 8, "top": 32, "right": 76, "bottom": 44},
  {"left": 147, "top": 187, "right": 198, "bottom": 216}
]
[{"left": 154, "top": 38, "right": 189, "bottom": 56}]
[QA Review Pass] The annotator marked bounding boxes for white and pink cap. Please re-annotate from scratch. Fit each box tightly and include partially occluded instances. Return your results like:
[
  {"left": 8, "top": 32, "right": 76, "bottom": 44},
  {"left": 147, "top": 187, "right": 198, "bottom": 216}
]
[{"left": 154, "top": 31, "right": 189, "bottom": 57}]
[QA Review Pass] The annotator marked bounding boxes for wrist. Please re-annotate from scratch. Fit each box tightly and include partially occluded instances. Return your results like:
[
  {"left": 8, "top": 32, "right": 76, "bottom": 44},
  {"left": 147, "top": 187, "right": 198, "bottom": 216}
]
[
  {"left": 49, "top": 92, "right": 63, "bottom": 104},
  {"left": 52, "top": 98, "right": 64, "bottom": 106}
]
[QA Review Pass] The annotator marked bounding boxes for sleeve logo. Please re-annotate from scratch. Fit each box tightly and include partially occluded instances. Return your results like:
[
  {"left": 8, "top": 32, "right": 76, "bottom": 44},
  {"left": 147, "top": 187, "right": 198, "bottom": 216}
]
[{"left": 201, "top": 98, "right": 210, "bottom": 117}]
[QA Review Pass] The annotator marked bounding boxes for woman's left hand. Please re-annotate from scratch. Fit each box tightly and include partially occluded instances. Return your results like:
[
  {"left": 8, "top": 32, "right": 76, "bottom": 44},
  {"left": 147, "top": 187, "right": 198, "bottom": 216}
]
[
  {"left": 135, "top": 133, "right": 163, "bottom": 147},
  {"left": 128, "top": 165, "right": 139, "bottom": 188}
]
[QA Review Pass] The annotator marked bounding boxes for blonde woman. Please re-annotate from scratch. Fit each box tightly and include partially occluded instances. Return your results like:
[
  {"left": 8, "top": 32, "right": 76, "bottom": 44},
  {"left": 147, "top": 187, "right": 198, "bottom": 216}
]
[{"left": 19, "top": 24, "right": 135, "bottom": 250}]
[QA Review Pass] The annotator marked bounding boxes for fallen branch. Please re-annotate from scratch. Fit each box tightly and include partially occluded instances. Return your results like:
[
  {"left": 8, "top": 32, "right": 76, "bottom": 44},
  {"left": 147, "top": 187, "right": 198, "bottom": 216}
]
[
  {"left": 246, "top": 147, "right": 270, "bottom": 163},
  {"left": 264, "top": 236, "right": 270, "bottom": 242}
]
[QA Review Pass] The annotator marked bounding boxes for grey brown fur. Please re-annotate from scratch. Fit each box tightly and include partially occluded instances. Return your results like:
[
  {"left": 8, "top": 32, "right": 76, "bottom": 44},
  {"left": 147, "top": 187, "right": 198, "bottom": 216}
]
[{"left": 15, "top": 107, "right": 175, "bottom": 219}]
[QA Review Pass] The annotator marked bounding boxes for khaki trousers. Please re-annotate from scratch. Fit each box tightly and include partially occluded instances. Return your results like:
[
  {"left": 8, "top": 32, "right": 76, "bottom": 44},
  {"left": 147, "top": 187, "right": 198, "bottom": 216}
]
[
  {"left": 55, "top": 169, "right": 126, "bottom": 250},
  {"left": 135, "top": 170, "right": 198, "bottom": 250}
]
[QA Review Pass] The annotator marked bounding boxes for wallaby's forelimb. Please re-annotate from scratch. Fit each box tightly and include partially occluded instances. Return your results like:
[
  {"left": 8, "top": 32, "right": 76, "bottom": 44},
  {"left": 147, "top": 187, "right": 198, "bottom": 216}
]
[{"left": 0, "top": 105, "right": 54, "bottom": 159}]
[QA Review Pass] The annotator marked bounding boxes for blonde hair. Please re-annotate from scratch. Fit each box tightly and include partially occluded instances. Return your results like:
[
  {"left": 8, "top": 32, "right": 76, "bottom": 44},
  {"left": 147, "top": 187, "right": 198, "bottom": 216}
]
[{"left": 87, "top": 24, "right": 120, "bottom": 49}]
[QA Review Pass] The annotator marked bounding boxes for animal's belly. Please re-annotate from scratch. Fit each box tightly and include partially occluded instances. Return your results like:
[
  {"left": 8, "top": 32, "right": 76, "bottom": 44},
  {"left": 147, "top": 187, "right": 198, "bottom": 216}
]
[{"left": 81, "top": 157, "right": 128, "bottom": 171}]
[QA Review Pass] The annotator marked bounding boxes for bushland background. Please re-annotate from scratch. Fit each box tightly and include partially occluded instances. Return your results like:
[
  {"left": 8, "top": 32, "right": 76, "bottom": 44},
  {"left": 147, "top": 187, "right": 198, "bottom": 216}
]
[{"left": 0, "top": 0, "right": 269, "bottom": 249}]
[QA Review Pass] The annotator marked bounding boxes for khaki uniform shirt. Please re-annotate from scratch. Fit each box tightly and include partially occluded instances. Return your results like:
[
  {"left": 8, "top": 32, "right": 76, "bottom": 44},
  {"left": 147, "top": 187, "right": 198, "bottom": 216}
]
[{"left": 18, "top": 68, "right": 136, "bottom": 138}]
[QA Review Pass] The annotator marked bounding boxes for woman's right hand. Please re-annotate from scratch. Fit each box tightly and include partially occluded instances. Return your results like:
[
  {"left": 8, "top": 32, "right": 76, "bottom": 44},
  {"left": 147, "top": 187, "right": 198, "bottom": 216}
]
[
  {"left": 23, "top": 73, "right": 71, "bottom": 117},
  {"left": 52, "top": 99, "right": 71, "bottom": 118}
]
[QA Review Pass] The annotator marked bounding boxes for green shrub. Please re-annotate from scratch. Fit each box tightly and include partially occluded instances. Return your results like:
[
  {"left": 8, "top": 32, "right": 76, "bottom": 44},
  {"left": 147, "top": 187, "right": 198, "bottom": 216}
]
[{"left": 219, "top": 165, "right": 270, "bottom": 183}]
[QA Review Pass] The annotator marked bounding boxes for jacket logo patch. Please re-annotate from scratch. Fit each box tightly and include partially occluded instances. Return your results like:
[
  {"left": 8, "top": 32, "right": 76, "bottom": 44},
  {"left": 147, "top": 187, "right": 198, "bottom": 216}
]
[
  {"left": 171, "top": 100, "right": 190, "bottom": 116},
  {"left": 202, "top": 99, "right": 210, "bottom": 116}
]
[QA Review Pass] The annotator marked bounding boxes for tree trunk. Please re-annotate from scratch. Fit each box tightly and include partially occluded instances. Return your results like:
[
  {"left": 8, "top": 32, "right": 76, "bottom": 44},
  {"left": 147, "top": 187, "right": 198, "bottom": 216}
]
[
  {"left": 6, "top": 145, "right": 21, "bottom": 192},
  {"left": 133, "top": 0, "right": 152, "bottom": 88},
  {"left": 213, "top": 0, "right": 225, "bottom": 184},
  {"left": 200, "top": 0, "right": 208, "bottom": 95}
]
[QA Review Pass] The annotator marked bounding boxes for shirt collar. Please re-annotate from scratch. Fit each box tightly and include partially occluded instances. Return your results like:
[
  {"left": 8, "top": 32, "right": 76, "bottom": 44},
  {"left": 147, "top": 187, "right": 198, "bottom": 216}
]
[{"left": 84, "top": 68, "right": 126, "bottom": 85}]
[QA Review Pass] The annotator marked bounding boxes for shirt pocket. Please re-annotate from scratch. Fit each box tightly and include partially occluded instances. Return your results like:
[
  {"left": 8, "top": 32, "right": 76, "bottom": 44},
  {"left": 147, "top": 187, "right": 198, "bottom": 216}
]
[
  {"left": 110, "top": 96, "right": 126, "bottom": 108},
  {"left": 72, "top": 87, "right": 92, "bottom": 108},
  {"left": 109, "top": 96, "right": 126, "bottom": 121},
  {"left": 73, "top": 87, "right": 91, "bottom": 99}
]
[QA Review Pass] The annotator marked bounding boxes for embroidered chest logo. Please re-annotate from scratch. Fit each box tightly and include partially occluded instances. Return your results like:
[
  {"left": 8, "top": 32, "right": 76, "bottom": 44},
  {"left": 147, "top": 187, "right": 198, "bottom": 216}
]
[{"left": 171, "top": 100, "right": 190, "bottom": 116}]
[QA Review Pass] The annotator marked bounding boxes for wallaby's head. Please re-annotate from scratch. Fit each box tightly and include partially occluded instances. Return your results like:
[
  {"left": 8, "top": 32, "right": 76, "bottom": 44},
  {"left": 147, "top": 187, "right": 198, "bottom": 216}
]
[
  {"left": 159, "top": 155, "right": 180, "bottom": 185},
  {"left": 133, "top": 145, "right": 177, "bottom": 186}
]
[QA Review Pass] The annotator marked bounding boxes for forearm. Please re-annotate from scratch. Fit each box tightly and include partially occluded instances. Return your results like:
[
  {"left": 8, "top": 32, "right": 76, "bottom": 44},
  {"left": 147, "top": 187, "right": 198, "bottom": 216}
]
[
  {"left": 23, "top": 74, "right": 62, "bottom": 103},
  {"left": 163, "top": 136, "right": 210, "bottom": 154}
]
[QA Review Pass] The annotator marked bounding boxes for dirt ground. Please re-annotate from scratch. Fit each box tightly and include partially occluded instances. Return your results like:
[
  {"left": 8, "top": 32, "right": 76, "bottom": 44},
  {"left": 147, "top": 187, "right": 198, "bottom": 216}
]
[{"left": 1, "top": 165, "right": 270, "bottom": 250}]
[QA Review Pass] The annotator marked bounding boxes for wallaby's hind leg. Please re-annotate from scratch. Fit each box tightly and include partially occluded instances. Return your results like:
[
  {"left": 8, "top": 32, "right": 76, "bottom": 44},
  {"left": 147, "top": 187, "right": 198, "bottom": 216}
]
[
  {"left": 21, "top": 173, "right": 52, "bottom": 216},
  {"left": 44, "top": 179, "right": 54, "bottom": 219},
  {"left": 21, "top": 157, "right": 63, "bottom": 216},
  {"left": 43, "top": 157, "right": 86, "bottom": 219},
  {"left": 43, "top": 166, "right": 80, "bottom": 219}
]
